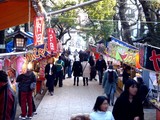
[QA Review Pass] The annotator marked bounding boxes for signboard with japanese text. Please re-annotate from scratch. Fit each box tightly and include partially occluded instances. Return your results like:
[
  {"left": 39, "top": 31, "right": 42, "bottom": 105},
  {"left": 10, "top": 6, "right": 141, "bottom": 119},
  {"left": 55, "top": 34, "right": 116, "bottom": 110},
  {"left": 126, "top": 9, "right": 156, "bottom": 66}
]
[
  {"left": 33, "top": 16, "right": 45, "bottom": 46},
  {"left": 106, "top": 37, "right": 140, "bottom": 67},
  {"left": 140, "top": 44, "right": 160, "bottom": 72},
  {"left": 26, "top": 43, "right": 51, "bottom": 62},
  {"left": 47, "top": 28, "right": 57, "bottom": 52}
]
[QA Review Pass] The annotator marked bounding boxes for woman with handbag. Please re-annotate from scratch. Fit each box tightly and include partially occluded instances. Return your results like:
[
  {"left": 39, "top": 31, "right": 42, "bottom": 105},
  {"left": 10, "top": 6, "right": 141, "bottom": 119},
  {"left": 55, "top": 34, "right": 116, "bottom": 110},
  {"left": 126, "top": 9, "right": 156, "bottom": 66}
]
[
  {"left": 16, "top": 64, "right": 36, "bottom": 119},
  {"left": 81, "top": 58, "right": 90, "bottom": 86}
]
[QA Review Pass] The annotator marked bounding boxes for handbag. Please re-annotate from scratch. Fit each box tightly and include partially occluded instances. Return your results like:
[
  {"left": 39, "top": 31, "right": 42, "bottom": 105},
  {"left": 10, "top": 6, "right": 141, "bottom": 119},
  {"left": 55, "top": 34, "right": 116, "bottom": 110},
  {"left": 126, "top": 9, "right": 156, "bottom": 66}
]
[
  {"left": 30, "top": 82, "right": 36, "bottom": 90},
  {"left": 81, "top": 62, "right": 88, "bottom": 76}
]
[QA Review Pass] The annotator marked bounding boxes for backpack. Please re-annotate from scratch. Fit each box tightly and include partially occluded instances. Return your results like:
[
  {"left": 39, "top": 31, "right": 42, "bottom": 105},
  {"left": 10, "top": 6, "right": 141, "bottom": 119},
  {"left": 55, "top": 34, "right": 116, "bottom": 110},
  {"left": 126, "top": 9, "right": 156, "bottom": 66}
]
[{"left": 108, "top": 71, "right": 114, "bottom": 83}]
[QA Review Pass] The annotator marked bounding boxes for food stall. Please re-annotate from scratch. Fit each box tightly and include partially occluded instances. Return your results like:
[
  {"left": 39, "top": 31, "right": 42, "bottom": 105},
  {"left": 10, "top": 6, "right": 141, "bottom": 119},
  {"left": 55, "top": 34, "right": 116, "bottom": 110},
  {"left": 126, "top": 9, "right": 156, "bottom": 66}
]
[
  {"left": 106, "top": 37, "right": 141, "bottom": 90},
  {"left": 138, "top": 44, "right": 160, "bottom": 120}
]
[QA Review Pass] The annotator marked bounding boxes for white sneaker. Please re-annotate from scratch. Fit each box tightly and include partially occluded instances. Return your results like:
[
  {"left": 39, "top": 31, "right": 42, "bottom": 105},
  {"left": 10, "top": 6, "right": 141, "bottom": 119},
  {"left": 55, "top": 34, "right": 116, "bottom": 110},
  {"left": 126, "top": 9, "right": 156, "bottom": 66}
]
[
  {"left": 27, "top": 116, "right": 32, "bottom": 119},
  {"left": 19, "top": 115, "right": 22, "bottom": 119},
  {"left": 21, "top": 117, "right": 26, "bottom": 120}
]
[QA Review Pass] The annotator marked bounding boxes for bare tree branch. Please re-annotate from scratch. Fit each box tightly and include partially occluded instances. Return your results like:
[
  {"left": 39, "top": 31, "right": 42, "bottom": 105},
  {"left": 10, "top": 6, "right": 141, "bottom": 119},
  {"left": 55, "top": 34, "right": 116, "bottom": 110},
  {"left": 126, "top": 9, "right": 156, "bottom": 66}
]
[{"left": 62, "top": 29, "right": 72, "bottom": 45}]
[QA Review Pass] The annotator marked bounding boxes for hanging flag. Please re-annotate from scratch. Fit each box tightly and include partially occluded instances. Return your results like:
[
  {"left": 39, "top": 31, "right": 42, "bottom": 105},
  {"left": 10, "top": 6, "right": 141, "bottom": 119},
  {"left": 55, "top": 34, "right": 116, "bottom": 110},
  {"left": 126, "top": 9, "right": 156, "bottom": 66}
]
[
  {"left": 34, "top": 16, "right": 45, "bottom": 46},
  {"left": 47, "top": 28, "right": 57, "bottom": 52}
]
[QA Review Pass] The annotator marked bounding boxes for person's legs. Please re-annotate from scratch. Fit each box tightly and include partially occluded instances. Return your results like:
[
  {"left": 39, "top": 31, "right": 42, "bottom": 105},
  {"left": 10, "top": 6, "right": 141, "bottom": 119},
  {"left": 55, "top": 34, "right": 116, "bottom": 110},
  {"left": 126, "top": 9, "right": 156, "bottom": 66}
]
[
  {"left": 73, "top": 76, "right": 76, "bottom": 85},
  {"left": 77, "top": 77, "right": 79, "bottom": 86},
  {"left": 68, "top": 66, "right": 72, "bottom": 78},
  {"left": 54, "top": 75, "right": 58, "bottom": 87},
  {"left": 59, "top": 71, "right": 63, "bottom": 87},
  {"left": 48, "top": 75, "right": 54, "bottom": 95},
  {"left": 21, "top": 92, "right": 27, "bottom": 117},
  {"left": 18, "top": 90, "right": 21, "bottom": 106},
  {"left": 90, "top": 67, "right": 93, "bottom": 81},
  {"left": 93, "top": 67, "right": 97, "bottom": 80},
  {"left": 32, "top": 97, "right": 36, "bottom": 113},
  {"left": 83, "top": 77, "right": 85, "bottom": 86},
  {"left": 86, "top": 78, "right": 88, "bottom": 86},
  {"left": 27, "top": 91, "right": 33, "bottom": 117},
  {"left": 63, "top": 67, "right": 66, "bottom": 79},
  {"left": 98, "top": 71, "right": 102, "bottom": 85},
  {"left": 110, "top": 87, "right": 115, "bottom": 106},
  {"left": 107, "top": 94, "right": 110, "bottom": 105}
]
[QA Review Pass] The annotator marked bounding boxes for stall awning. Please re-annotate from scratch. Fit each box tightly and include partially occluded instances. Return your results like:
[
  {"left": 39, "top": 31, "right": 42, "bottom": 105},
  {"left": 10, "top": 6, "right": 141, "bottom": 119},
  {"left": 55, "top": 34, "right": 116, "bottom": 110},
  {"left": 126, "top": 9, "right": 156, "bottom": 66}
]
[
  {"left": 0, "top": 0, "right": 37, "bottom": 30},
  {"left": 106, "top": 36, "right": 140, "bottom": 68}
]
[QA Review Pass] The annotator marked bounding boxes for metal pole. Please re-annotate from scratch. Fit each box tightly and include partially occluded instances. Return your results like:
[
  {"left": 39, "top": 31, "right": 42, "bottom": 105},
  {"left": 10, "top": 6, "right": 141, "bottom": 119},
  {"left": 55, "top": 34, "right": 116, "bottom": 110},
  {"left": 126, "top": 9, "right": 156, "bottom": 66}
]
[{"left": 47, "top": 0, "right": 102, "bottom": 16}]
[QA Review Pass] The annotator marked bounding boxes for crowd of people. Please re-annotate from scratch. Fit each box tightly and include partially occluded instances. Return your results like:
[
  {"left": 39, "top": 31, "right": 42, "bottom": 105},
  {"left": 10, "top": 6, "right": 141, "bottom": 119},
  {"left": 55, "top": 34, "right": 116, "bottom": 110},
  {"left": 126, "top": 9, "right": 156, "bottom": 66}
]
[{"left": 0, "top": 48, "right": 150, "bottom": 120}]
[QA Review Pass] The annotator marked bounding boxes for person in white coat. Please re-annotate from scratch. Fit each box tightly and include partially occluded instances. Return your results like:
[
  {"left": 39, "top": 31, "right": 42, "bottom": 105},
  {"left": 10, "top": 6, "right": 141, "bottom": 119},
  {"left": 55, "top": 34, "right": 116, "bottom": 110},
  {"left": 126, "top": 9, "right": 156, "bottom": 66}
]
[
  {"left": 81, "top": 58, "right": 90, "bottom": 86},
  {"left": 90, "top": 96, "right": 115, "bottom": 120}
]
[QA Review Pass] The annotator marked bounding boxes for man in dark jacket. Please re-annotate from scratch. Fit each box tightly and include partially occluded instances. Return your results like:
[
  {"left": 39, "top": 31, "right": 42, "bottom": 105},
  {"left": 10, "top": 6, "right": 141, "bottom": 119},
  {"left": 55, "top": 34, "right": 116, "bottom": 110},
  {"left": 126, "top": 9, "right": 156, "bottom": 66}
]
[
  {"left": 0, "top": 70, "right": 17, "bottom": 120},
  {"left": 95, "top": 55, "right": 107, "bottom": 85},
  {"left": 45, "top": 57, "right": 56, "bottom": 95},
  {"left": 16, "top": 68, "right": 36, "bottom": 119}
]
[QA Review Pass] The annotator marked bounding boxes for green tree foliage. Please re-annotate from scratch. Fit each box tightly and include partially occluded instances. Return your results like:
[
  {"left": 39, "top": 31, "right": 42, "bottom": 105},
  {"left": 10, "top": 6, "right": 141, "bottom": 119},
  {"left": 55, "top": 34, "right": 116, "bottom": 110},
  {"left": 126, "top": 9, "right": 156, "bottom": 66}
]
[
  {"left": 43, "top": 0, "right": 116, "bottom": 45},
  {"left": 43, "top": 0, "right": 78, "bottom": 45},
  {"left": 80, "top": 0, "right": 116, "bottom": 43}
]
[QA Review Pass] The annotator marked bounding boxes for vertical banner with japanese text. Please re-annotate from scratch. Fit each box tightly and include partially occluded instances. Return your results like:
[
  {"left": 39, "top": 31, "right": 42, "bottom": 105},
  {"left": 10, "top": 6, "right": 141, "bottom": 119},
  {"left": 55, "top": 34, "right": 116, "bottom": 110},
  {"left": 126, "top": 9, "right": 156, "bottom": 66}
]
[
  {"left": 47, "top": 28, "right": 57, "bottom": 52},
  {"left": 34, "top": 16, "right": 45, "bottom": 46}
]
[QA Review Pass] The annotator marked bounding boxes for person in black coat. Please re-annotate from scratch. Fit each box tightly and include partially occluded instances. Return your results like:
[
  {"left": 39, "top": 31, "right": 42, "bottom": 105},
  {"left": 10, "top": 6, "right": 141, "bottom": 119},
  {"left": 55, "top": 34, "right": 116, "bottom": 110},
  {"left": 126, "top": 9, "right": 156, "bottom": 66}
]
[
  {"left": 45, "top": 57, "right": 56, "bottom": 96},
  {"left": 95, "top": 55, "right": 107, "bottom": 85},
  {"left": 72, "top": 57, "right": 82, "bottom": 86},
  {"left": 89, "top": 55, "right": 96, "bottom": 81},
  {"left": 137, "top": 77, "right": 149, "bottom": 105},
  {"left": 122, "top": 65, "right": 131, "bottom": 85},
  {"left": 112, "top": 79, "right": 144, "bottom": 120}
]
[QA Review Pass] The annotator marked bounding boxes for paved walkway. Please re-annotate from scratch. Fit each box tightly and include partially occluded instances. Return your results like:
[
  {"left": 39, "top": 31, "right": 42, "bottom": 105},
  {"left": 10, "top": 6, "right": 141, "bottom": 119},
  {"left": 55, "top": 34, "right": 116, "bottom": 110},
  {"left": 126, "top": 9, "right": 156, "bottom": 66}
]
[{"left": 32, "top": 77, "right": 156, "bottom": 120}]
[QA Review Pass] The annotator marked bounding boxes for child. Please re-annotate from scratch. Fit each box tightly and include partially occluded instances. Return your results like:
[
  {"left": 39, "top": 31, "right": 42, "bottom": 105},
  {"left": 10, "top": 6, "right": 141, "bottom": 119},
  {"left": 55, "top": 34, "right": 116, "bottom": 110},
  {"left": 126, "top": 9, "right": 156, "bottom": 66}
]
[{"left": 90, "top": 96, "right": 114, "bottom": 120}]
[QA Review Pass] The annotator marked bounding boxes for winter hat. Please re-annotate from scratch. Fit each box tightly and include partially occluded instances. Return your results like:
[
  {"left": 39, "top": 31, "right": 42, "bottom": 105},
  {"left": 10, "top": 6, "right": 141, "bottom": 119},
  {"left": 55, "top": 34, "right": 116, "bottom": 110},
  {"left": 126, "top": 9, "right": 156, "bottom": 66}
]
[{"left": 124, "top": 79, "right": 137, "bottom": 92}]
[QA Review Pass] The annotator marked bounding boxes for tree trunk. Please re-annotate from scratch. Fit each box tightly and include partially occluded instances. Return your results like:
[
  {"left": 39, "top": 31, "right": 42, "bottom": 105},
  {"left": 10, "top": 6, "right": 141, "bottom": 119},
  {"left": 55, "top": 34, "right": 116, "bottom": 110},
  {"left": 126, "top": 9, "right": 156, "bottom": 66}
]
[
  {"left": 139, "top": 0, "right": 155, "bottom": 33},
  {"left": 139, "top": 0, "right": 160, "bottom": 47},
  {"left": 118, "top": 0, "right": 133, "bottom": 45}
]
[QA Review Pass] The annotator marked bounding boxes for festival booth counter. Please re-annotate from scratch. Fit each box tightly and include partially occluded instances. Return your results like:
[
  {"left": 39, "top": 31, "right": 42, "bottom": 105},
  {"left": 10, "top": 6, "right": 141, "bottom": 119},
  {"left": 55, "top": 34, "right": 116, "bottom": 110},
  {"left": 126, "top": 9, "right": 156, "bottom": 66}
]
[
  {"left": 0, "top": 52, "right": 31, "bottom": 93},
  {"left": 138, "top": 44, "right": 160, "bottom": 120},
  {"left": 106, "top": 37, "right": 141, "bottom": 90}
]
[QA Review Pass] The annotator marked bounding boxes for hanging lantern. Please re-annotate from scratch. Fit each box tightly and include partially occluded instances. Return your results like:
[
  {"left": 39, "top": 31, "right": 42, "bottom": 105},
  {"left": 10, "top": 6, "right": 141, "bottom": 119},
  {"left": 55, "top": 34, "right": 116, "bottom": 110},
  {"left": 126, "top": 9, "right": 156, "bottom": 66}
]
[{"left": 13, "top": 34, "right": 27, "bottom": 52}]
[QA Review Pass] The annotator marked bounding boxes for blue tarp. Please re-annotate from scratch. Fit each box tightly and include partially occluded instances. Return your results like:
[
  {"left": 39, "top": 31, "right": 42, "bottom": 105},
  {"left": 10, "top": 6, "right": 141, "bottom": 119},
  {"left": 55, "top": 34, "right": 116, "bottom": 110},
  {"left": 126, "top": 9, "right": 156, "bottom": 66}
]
[{"left": 110, "top": 37, "right": 138, "bottom": 50}]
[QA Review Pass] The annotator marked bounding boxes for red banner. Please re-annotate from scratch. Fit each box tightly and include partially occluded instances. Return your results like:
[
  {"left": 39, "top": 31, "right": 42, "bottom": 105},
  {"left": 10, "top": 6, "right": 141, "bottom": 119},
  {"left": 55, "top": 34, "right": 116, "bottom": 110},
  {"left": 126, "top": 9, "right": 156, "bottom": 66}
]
[
  {"left": 34, "top": 16, "right": 45, "bottom": 46},
  {"left": 47, "top": 28, "right": 57, "bottom": 52}
]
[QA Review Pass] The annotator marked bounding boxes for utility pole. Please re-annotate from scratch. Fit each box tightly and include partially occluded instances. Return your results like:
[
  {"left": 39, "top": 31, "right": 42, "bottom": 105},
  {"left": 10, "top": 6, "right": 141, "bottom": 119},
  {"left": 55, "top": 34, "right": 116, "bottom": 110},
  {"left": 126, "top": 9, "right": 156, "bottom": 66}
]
[{"left": 47, "top": 0, "right": 102, "bottom": 16}]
